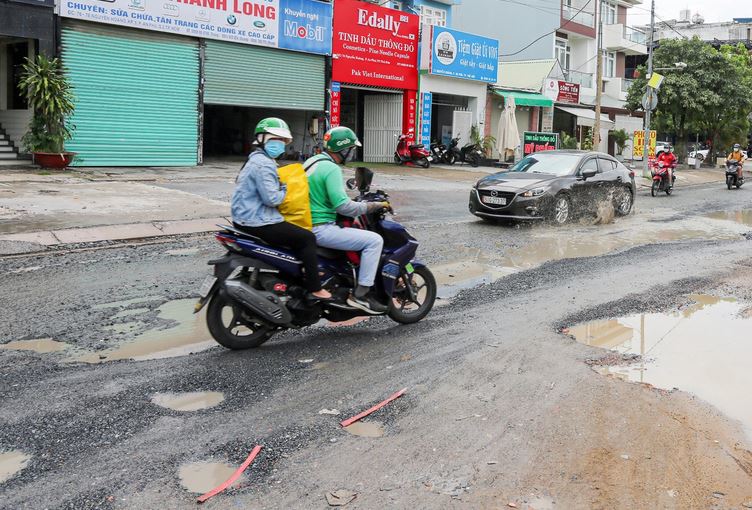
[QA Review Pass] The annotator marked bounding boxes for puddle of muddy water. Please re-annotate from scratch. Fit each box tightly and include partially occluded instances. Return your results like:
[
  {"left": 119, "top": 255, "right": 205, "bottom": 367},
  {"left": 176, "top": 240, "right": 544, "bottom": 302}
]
[
  {"left": 72, "top": 298, "right": 215, "bottom": 363},
  {"left": 0, "top": 338, "right": 68, "bottom": 354},
  {"left": 569, "top": 294, "right": 752, "bottom": 437},
  {"left": 178, "top": 461, "right": 242, "bottom": 494},
  {"left": 92, "top": 296, "right": 163, "bottom": 310},
  {"left": 344, "top": 420, "right": 385, "bottom": 438},
  {"left": 111, "top": 307, "right": 150, "bottom": 319},
  {"left": 704, "top": 209, "right": 752, "bottom": 226},
  {"left": 0, "top": 450, "right": 31, "bottom": 483},
  {"left": 151, "top": 391, "right": 224, "bottom": 411}
]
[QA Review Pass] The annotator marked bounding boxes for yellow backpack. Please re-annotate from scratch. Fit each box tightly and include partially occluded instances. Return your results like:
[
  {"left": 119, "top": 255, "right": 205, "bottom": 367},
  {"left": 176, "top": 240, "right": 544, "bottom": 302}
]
[{"left": 277, "top": 163, "right": 312, "bottom": 230}]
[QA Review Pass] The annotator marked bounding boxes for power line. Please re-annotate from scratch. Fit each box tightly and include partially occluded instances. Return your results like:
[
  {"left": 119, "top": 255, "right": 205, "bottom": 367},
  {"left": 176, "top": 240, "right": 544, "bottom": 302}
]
[{"left": 501, "top": 0, "right": 595, "bottom": 57}]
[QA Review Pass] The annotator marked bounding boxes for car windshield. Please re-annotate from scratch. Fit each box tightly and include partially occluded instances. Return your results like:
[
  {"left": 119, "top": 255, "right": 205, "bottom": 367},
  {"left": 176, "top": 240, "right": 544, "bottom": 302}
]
[{"left": 509, "top": 153, "right": 582, "bottom": 176}]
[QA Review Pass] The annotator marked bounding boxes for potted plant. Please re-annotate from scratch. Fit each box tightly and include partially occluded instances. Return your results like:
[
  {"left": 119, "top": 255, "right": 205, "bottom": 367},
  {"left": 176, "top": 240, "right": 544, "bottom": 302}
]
[
  {"left": 470, "top": 124, "right": 497, "bottom": 161},
  {"left": 19, "top": 54, "right": 76, "bottom": 169},
  {"left": 611, "top": 128, "right": 629, "bottom": 161},
  {"left": 560, "top": 131, "right": 577, "bottom": 149}
]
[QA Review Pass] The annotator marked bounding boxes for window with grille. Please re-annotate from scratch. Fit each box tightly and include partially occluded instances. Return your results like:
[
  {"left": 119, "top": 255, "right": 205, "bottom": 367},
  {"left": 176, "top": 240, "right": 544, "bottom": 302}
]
[
  {"left": 603, "top": 2, "right": 617, "bottom": 25},
  {"left": 555, "top": 38, "right": 571, "bottom": 71},
  {"left": 605, "top": 51, "right": 616, "bottom": 78}
]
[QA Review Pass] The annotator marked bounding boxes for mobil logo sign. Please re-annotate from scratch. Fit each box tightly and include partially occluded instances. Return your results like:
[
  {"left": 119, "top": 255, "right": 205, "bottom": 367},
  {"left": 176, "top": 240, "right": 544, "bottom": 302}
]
[{"left": 278, "top": 0, "right": 332, "bottom": 55}]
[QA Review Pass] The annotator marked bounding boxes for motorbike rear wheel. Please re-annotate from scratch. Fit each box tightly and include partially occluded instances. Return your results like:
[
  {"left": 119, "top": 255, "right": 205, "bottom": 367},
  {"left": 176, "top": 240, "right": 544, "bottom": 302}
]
[
  {"left": 469, "top": 154, "right": 480, "bottom": 168},
  {"left": 665, "top": 185, "right": 672, "bottom": 196},
  {"left": 444, "top": 152, "right": 456, "bottom": 165},
  {"left": 418, "top": 157, "right": 430, "bottom": 168},
  {"left": 206, "top": 292, "right": 273, "bottom": 350},
  {"left": 388, "top": 266, "right": 437, "bottom": 324}
]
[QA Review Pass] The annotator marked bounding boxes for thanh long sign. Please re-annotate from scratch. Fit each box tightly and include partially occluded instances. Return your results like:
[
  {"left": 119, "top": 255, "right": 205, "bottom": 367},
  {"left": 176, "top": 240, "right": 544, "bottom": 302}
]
[{"left": 59, "top": 0, "right": 333, "bottom": 55}]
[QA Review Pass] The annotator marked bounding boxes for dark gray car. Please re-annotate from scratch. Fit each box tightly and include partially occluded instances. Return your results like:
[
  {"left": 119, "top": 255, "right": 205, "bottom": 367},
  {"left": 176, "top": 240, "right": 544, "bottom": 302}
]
[{"left": 468, "top": 150, "right": 636, "bottom": 224}]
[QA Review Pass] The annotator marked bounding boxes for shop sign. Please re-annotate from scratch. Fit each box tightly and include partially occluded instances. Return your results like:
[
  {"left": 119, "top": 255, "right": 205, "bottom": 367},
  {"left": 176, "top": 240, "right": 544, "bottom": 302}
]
[
  {"left": 427, "top": 26, "right": 498, "bottom": 83},
  {"left": 330, "top": 81, "right": 341, "bottom": 128},
  {"left": 58, "top": 0, "right": 333, "bottom": 55},
  {"left": 541, "top": 106, "right": 554, "bottom": 132},
  {"left": 543, "top": 79, "right": 580, "bottom": 104},
  {"left": 523, "top": 131, "right": 558, "bottom": 156},
  {"left": 331, "top": 0, "right": 419, "bottom": 89},
  {"left": 632, "top": 130, "right": 656, "bottom": 158},
  {"left": 10, "top": 0, "right": 54, "bottom": 7},
  {"left": 420, "top": 92, "right": 432, "bottom": 146},
  {"left": 403, "top": 90, "right": 417, "bottom": 141}
]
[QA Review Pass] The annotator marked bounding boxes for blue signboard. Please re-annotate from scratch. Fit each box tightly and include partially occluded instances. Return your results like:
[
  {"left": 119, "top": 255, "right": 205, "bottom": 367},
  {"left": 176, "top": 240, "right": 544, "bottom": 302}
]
[
  {"left": 420, "top": 92, "right": 432, "bottom": 147},
  {"left": 430, "top": 27, "right": 499, "bottom": 83},
  {"left": 278, "top": 0, "right": 333, "bottom": 56}
]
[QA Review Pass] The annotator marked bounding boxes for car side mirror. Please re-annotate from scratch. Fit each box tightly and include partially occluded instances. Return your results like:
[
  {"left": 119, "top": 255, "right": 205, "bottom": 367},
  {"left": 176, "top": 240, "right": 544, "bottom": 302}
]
[{"left": 581, "top": 168, "right": 597, "bottom": 180}]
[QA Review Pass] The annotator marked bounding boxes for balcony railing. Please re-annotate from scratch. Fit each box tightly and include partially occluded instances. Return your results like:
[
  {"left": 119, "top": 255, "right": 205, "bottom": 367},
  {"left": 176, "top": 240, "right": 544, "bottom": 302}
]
[
  {"left": 621, "top": 78, "right": 635, "bottom": 92},
  {"left": 562, "top": 5, "right": 595, "bottom": 28},
  {"left": 626, "top": 27, "right": 647, "bottom": 45},
  {"left": 564, "top": 69, "right": 594, "bottom": 89}
]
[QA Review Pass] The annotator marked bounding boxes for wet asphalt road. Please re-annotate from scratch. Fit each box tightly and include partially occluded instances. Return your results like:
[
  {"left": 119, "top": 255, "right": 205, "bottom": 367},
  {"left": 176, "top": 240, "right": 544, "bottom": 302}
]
[{"left": 1, "top": 173, "right": 752, "bottom": 509}]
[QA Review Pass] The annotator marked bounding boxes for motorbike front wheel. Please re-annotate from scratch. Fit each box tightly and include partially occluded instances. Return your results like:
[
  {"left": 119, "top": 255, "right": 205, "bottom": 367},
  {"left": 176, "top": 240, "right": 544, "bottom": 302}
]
[
  {"left": 443, "top": 152, "right": 456, "bottom": 165},
  {"left": 206, "top": 292, "right": 273, "bottom": 350},
  {"left": 388, "top": 266, "right": 437, "bottom": 324},
  {"left": 727, "top": 176, "right": 734, "bottom": 190},
  {"left": 651, "top": 180, "right": 659, "bottom": 197}
]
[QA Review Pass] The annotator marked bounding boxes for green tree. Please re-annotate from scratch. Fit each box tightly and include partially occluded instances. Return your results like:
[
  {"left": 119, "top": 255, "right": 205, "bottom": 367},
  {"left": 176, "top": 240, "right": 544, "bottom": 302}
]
[{"left": 624, "top": 37, "right": 752, "bottom": 163}]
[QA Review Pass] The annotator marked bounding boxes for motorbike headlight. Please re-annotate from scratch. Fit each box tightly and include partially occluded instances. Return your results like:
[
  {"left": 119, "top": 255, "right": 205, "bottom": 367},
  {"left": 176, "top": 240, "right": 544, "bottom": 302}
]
[{"left": 521, "top": 187, "right": 545, "bottom": 197}]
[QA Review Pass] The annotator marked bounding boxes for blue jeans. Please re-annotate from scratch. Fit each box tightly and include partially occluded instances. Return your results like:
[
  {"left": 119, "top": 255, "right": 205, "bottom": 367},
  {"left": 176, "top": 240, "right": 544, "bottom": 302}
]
[{"left": 313, "top": 223, "right": 383, "bottom": 287}]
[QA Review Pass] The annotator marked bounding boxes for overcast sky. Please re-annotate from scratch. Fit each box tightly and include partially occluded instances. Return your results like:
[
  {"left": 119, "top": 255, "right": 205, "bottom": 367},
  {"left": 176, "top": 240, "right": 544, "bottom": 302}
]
[{"left": 628, "top": 0, "right": 751, "bottom": 26}]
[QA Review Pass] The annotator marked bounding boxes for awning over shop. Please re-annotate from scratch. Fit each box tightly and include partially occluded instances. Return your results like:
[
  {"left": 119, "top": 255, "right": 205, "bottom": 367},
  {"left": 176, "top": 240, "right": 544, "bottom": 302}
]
[
  {"left": 555, "top": 106, "right": 615, "bottom": 128},
  {"left": 494, "top": 89, "right": 553, "bottom": 107}
]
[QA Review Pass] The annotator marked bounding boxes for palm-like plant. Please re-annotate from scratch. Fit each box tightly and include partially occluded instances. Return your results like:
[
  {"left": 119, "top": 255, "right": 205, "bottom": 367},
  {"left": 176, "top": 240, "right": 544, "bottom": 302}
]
[
  {"left": 470, "top": 124, "right": 497, "bottom": 158},
  {"left": 19, "top": 55, "right": 75, "bottom": 154},
  {"left": 611, "top": 128, "right": 629, "bottom": 156}
]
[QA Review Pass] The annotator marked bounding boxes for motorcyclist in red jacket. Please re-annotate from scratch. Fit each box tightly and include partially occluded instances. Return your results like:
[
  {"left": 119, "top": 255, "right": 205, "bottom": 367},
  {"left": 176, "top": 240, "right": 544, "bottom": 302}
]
[{"left": 657, "top": 145, "right": 678, "bottom": 187}]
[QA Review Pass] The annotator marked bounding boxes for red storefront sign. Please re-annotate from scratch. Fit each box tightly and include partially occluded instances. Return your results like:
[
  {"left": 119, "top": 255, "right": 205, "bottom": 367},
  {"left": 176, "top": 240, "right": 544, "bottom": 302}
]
[
  {"left": 544, "top": 79, "right": 580, "bottom": 104},
  {"left": 331, "top": 0, "right": 419, "bottom": 89},
  {"left": 402, "top": 90, "right": 417, "bottom": 141}
]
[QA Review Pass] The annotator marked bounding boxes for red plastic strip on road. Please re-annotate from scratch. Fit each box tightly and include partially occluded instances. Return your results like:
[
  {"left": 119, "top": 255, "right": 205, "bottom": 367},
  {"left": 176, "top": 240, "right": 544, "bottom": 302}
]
[
  {"left": 340, "top": 388, "right": 407, "bottom": 428},
  {"left": 196, "top": 445, "right": 263, "bottom": 504}
]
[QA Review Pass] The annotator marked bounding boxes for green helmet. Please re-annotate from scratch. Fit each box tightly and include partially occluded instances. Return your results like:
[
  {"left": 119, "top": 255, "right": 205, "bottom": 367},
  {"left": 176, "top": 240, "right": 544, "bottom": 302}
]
[
  {"left": 323, "top": 126, "right": 362, "bottom": 153},
  {"left": 254, "top": 117, "right": 292, "bottom": 141}
]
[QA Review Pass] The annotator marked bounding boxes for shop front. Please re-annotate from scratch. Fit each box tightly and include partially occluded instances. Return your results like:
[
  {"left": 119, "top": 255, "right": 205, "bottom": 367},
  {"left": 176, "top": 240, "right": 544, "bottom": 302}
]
[
  {"left": 0, "top": 0, "right": 55, "bottom": 159},
  {"left": 58, "top": 0, "right": 332, "bottom": 166},
  {"left": 331, "top": 0, "right": 419, "bottom": 162},
  {"left": 418, "top": 25, "right": 498, "bottom": 149}
]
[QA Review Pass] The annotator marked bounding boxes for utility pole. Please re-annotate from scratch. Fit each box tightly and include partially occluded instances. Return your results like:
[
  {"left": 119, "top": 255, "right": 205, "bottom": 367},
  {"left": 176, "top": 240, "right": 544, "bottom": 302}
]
[
  {"left": 593, "top": 0, "right": 604, "bottom": 149},
  {"left": 643, "top": 0, "right": 656, "bottom": 178}
]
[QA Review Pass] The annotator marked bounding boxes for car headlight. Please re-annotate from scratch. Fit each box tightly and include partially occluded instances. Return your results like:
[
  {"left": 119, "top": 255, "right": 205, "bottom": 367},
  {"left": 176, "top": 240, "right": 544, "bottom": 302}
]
[{"left": 521, "top": 187, "right": 545, "bottom": 197}]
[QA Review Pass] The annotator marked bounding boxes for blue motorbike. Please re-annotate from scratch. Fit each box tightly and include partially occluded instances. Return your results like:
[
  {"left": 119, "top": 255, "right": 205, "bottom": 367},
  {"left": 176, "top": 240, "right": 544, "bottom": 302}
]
[{"left": 195, "top": 167, "right": 437, "bottom": 350}]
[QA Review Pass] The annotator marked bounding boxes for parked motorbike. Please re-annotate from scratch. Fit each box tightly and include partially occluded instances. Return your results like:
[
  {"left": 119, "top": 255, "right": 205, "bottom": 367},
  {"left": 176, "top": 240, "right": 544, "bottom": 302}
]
[
  {"left": 725, "top": 160, "right": 745, "bottom": 189},
  {"left": 195, "top": 167, "right": 437, "bottom": 350},
  {"left": 394, "top": 134, "right": 431, "bottom": 168},
  {"left": 429, "top": 140, "right": 449, "bottom": 164},
  {"left": 446, "top": 136, "right": 483, "bottom": 168},
  {"left": 650, "top": 161, "right": 676, "bottom": 196}
]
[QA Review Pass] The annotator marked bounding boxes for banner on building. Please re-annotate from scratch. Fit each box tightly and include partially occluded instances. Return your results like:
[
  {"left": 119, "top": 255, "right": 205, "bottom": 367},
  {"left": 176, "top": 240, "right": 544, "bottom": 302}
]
[
  {"left": 426, "top": 26, "right": 498, "bottom": 83},
  {"left": 330, "top": 81, "right": 341, "bottom": 128},
  {"left": 420, "top": 92, "right": 432, "bottom": 146},
  {"left": 58, "top": 0, "right": 333, "bottom": 55},
  {"left": 331, "top": 0, "right": 419, "bottom": 89},
  {"left": 543, "top": 79, "right": 580, "bottom": 104},
  {"left": 523, "top": 131, "right": 558, "bottom": 156},
  {"left": 632, "top": 129, "right": 656, "bottom": 158}
]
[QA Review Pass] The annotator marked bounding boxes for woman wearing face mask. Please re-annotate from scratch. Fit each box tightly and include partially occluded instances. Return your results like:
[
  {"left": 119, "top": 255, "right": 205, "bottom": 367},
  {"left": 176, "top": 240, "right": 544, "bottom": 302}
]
[{"left": 231, "top": 117, "right": 331, "bottom": 300}]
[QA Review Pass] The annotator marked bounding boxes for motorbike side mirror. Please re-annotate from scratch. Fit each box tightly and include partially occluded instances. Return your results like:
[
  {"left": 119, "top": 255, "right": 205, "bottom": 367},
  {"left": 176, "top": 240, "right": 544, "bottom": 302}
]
[
  {"left": 581, "top": 168, "right": 597, "bottom": 180},
  {"left": 346, "top": 178, "right": 356, "bottom": 190},
  {"left": 355, "top": 166, "right": 373, "bottom": 192}
]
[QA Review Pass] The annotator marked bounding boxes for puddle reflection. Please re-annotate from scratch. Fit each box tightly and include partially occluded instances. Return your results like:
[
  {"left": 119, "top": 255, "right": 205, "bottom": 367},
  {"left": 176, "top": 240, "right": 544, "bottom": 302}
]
[
  {"left": 0, "top": 338, "right": 68, "bottom": 354},
  {"left": 178, "top": 461, "right": 240, "bottom": 494},
  {"left": 569, "top": 295, "right": 752, "bottom": 437},
  {"left": 151, "top": 391, "right": 225, "bottom": 411}
]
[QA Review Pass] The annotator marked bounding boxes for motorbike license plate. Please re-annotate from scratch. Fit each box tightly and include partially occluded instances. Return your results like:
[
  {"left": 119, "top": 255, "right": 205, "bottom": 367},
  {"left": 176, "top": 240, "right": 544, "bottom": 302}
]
[
  {"left": 198, "top": 275, "right": 217, "bottom": 298},
  {"left": 482, "top": 196, "right": 507, "bottom": 205}
]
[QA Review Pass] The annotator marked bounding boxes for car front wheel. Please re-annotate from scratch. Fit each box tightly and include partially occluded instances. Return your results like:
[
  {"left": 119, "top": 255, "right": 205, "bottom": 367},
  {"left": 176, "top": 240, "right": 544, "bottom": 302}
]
[{"left": 551, "top": 194, "right": 571, "bottom": 225}]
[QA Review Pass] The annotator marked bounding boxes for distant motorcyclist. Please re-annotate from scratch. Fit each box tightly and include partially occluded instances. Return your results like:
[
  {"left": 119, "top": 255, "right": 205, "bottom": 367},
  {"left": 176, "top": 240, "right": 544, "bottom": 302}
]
[
  {"left": 303, "top": 126, "right": 390, "bottom": 314},
  {"left": 726, "top": 143, "right": 746, "bottom": 180},
  {"left": 657, "top": 144, "right": 677, "bottom": 187}
]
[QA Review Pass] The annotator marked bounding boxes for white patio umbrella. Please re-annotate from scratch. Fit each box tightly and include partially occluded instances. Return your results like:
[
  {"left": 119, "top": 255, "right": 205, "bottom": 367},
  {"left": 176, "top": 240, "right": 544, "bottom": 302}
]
[{"left": 497, "top": 95, "right": 521, "bottom": 162}]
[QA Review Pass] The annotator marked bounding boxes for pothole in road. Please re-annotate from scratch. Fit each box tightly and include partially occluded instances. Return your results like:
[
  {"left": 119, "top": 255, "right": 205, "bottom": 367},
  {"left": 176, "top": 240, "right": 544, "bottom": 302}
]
[
  {"left": 704, "top": 209, "right": 752, "bottom": 226},
  {"left": 568, "top": 294, "right": 752, "bottom": 437},
  {"left": 178, "top": 460, "right": 243, "bottom": 494},
  {"left": 0, "top": 338, "right": 68, "bottom": 354},
  {"left": 72, "top": 299, "right": 215, "bottom": 363},
  {"left": 92, "top": 295, "right": 163, "bottom": 310},
  {"left": 0, "top": 450, "right": 31, "bottom": 484},
  {"left": 344, "top": 420, "right": 385, "bottom": 437},
  {"left": 151, "top": 391, "right": 225, "bottom": 411}
]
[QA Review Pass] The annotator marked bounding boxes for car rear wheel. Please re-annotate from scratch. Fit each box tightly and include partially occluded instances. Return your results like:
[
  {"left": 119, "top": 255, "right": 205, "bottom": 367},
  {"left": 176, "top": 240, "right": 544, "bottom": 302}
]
[
  {"left": 551, "top": 195, "right": 570, "bottom": 225},
  {"left": 614, "top": 187, "right": 634, "bottom": 216}
]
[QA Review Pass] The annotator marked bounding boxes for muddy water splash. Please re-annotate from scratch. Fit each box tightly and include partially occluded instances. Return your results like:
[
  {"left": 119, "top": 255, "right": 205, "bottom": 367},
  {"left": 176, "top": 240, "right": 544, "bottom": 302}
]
[
  {"left": 178, "top": 461, "right": 242, "bottom": 494},
  {"left": 0, "top": 450, "right": 31, "bottom": 483},
  {"left": 344, "top": 421, "right": 385, "bottom": 437},
  {"left": 151, "top": 391, "right": 225, "bottom": 411},
  {"left": 73, "top": 299, "right": 215, "bottom": 363},
  {"left": 569, "top": 295, "right": 752, "bottom": 437},
  {"left": 0, "top": 338, "right": 68, "bottom": 354}
]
